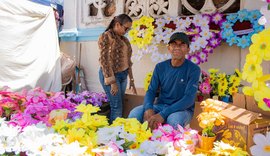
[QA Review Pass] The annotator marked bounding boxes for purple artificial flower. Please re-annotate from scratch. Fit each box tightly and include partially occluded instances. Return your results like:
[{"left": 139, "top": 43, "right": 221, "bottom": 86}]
[
  {"left": 189, "top": 55, "right": 201, "bottom": 65},
  {"left": 199, "top": 51, "right": 208, "bottom": 63},
  {"left": 203, "top": 45, "right": 213, "bottom": 54}
]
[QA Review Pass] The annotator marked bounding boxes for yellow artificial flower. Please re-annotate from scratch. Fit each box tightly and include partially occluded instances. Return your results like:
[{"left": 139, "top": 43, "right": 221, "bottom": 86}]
[
  {"left": 80, "top": 132, "right": 97, "bottom": 154},
  {"left": 75, "top": 104, "right": 100, "bottom": 114},
  {"left": 208, "top": 68, "right": 219, "bottom": 74},
  {"left": 66, "top": 128, "right": 86, "bottom": 144},
  {"left": 228, "top": 86, "right": 238, "bottom": 95},
  {"left": 217, "top": 73, "right": 226, "bottom": 81},
  {"left": 128, "top": 16, "right": 154, "bottom": 48},
  {"left": 242, "top": 86, "right": 254, "bottom": 96},
  {"left": 53, "top": 120, "right": 70, "bottom": 134},
  {"left": 250, "top": 28, "right": 270, "bottom": 60},
  {"left": 234, "top": 68, "right": 242, "bottom": 78},
  {"left": 242, "top": 53, "right": 263, "bottom": 83},
  {"left": 144, "top": 71, "right": 153, "bottom": 91}
]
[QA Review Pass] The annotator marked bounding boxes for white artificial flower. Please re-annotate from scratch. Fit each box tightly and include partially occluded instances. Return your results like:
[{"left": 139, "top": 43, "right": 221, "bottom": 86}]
[
  {"left": 197, "top": 37, "right": 208, "bottom": 48},
  {"left": 119, "top": 131, "right": 136, "bottom": 142},
  {"left": 155, "top": 18, "right": 166, "bottom": 28},
  {"left": 126, "top": 149, "right": 149, "bottom": 156},
  {"left": 200, "top": 30, "right": 211, "bottom": 40},
  {"left": 0, "top": 121, "right": 21, "bottom": 154},
  {"left": 175, "top": 18, "right": 188, "bottom": 31},
  {"left": 151, "top": 129, "right": 163, "bottom": 140},
  {"left": 164, "top": 16, "right": 173, "bottom": 24},
  {"left": 97, "top": 126, "right": 123, "bottom": 144},
  {"left": 259, "top": 5, "right": 270, "bottom": 28},
  {"left": 184, "top": 17, "right": 192, "bottom": 28},
  {"left": 199, "top": 16, "right": 210, "bottom": 29},
  {"left": 57, "top": 141, "right": 87, "bottom": 156},
  {"left": 250, "top": 132, "right": 270, "bottom": 156},
  {"left": 193, "top": 15, "right": 204, "bottom": 26},
  {"left": 190, "top": 41, "right": 201, "bottom": 53}
]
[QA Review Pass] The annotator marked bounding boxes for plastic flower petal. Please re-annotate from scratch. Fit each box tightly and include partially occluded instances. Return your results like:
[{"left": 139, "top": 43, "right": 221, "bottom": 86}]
[{"left": 250, "top": 132, "right": 270, "bottom": 156}]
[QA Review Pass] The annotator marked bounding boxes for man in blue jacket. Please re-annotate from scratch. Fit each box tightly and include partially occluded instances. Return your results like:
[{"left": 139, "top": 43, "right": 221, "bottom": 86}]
[{"left": 128, "top": 32, "right": 201, "bottom": 130}]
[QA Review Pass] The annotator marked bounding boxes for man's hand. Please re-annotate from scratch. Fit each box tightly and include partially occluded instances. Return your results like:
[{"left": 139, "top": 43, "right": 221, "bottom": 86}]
[
  {"left": 148, "top": 114, "right": 165, "bottom": 130},
  {"left": 143, "top": 109, "right": 155, "bottom": 122},
  {"left": 110, "top": 83, "right": 118, "bottom": 95}
]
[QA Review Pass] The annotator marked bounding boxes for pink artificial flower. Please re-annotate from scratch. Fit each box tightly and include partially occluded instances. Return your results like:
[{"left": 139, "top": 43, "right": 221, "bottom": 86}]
[
  {"left": 199, "top": 82, "right": 211, "bottom": 94},
  {"left": 263, "top": 98, "right": 270, "bottom": 108}
]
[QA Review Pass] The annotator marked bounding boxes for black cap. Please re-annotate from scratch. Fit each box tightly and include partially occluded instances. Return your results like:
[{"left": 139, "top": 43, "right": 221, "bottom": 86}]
[{"left": 168, "top": 32, "right": 190, "bottom": 46}]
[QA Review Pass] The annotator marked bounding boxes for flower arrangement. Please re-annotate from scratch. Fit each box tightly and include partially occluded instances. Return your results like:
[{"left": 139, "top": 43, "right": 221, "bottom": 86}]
[
  {"left": 66, "top": 91, "right": 108, "bottom": 107},
  {"left": 198, "top": 70, "right": 212, "bottom": 96},
  {"left": 211, "top": 141, "right": 249, "bottom": 156},
  {"left": 128, "top": 16, "right": 154, "bottom": 49},
  {"left": 8, "top": 88, "right": 76, "bottom": 128},
  {"left": 144, "top": 71, "right": 153, "bottom": 91},
  {"left": 133, "top": 13, "right": 224, "bottom": 64},
  {"left": 0, "top": 119, "right": 87, "bottom": 155},
  {"left": 53, "top": 104, "right": 109, "bottom": 154},
  {"left": 197, "top": 99, "right": 225, "bottom": 137},
  {"left": 0, "top": 87, "right": 26, "bottom": 120},
  {"left": 208, "top": 68, "right": 242, "bottom": 99},
  {"left": 221, "top": 9, "right": 264, "bottom": 49},
  {"left": 242, "top": 27, "right": 270, "bottom": 111}
]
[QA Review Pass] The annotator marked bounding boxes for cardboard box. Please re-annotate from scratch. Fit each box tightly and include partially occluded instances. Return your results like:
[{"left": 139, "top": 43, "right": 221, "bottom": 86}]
[
  {"left": 123, "top": 88, "right": 146, "bottom": 118},
  {"left": 232, "top": 93, "right": 246, "bottom": 109},
  {"left": 189, "top": 101, "right": 202, "bottom": 131},
  {"left": 215, "top": 104, "right": 270, "bottom": 153},
  {"left": 246, "top": 95, "right": 270, "bottom": 117}
]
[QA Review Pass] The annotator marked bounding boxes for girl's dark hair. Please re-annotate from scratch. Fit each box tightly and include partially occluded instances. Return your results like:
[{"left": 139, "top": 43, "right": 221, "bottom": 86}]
[{"left": 105, "top": 14, "right": 132, "bottom": 32}]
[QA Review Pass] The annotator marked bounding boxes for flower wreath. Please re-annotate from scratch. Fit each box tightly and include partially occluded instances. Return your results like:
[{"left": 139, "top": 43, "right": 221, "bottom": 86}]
[
  {"left": 221, "top": 9, "right": 264, "bottom": 49},
  {"left": 128, "top": 16, "right": 154, "bottom": 49},
  {"left": 135, "top": 13, "right": 223, "bottom": 64},
  {"left": 144, "top": 15, "right": 212, "bottom": 64},
  {"left": 242, "top": 27, "right": 270, "bottom": 111},
  {"left": 187, "top": 12, "right": 224, "bottom": 64}
]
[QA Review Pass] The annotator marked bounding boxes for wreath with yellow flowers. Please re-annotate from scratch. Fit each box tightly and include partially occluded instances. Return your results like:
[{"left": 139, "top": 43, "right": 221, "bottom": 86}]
[
  {"left": 128, "top": 16, "right": 154, "bottom": 49},
  {"left": 242, "top": 27, "right": 270, "bottom": 111}
]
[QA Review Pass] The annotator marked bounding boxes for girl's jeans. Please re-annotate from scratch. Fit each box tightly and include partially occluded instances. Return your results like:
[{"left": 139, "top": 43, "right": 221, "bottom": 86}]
[{"left": 99, "top": 68, "right": 128, "bottom": 123}]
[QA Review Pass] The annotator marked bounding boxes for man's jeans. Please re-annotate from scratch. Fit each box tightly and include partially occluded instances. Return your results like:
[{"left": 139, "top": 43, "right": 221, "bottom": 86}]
[
  {"left": 128, "top": 104, "right": 194, "bottom": 129},
  {"left": 99, "top": 68, "right": 128, "bottom": 123}
]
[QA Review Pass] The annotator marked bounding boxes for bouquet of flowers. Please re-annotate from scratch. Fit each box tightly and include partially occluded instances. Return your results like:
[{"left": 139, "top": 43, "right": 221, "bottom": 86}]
[
  {"left": 208, "top": 68, "right": 242, "bottom": 99},
  {"left": 0, "top": 87, "right": 26, "bottom": 120},
  {"left": 66, "top": 91, "right": 108, "bottom": 107},
  {"left": 197, "top": 99, "right": 225, "bottom": 137},
  {"left": 198, "top": 71, "right": 212, "bottom": 95}
]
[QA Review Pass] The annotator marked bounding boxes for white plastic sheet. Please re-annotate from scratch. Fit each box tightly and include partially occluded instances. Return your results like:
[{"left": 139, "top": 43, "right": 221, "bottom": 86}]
[{"left": 0, "top": 0, "right": 61, "bottom": 91}]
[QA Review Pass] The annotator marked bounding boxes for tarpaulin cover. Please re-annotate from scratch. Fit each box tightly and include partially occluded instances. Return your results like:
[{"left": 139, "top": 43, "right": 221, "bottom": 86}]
[{"left": 0, "top": 0, "right": 61, "bottom": 91}]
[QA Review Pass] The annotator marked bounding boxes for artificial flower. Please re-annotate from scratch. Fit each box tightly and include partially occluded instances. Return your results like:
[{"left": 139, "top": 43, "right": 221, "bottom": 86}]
[
  {"left": 250, "top": 132, "right": 270, "bottom": 156},
  {"left": 128, "top": 16, "right": 154, "bottom": 49},
  {"left": 221, "top": 9, "right": 263, "bottom": 49},
  {"left": 144, "top": 71, "right": 153, "bottom": 91},
  {"left": 242, "top": 53, "right": 263, "bottom": 83}
]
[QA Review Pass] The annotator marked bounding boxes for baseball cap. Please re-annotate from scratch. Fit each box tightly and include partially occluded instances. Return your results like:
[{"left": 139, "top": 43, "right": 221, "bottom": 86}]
[{"left": 168, "top": 32, "right": 190, "bottom": 46}]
